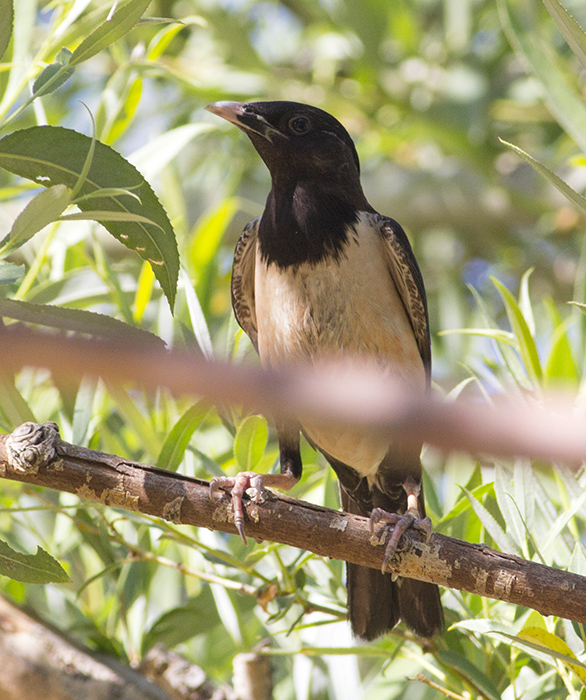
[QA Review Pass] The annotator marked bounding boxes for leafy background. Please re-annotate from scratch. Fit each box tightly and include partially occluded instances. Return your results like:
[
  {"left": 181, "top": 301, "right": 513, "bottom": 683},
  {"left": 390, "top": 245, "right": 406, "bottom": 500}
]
[{"left": 1, "top": 0, "right": 586, "bottom": 697}]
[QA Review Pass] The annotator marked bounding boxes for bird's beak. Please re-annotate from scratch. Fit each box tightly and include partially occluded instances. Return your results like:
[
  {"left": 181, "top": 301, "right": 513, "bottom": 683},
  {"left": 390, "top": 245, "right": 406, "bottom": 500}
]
[{"left": 206, "top": 101, "right": 280, "bottom": 142}]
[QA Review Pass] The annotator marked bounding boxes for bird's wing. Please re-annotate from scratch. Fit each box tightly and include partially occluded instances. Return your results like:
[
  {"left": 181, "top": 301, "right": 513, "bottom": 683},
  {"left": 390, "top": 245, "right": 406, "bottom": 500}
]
[
  {"left": 231, "top": 217, "right": 259, "bottom": 351},
  {"left": 377, "top": 215, "right": 431, "bottom": 383}
]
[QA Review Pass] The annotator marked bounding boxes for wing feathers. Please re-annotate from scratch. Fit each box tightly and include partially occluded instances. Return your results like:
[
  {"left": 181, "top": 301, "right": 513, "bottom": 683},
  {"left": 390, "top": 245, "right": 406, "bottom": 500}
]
[
  {"left": 230, "top": 217, "right": 259, "bottom": 350},
  {"left": 376, "top": 214, "right": 431, "bottom": 383}
]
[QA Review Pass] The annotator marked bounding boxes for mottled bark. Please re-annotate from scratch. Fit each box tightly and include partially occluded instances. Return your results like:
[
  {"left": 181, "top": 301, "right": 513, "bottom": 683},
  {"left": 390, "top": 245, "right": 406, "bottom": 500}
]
[
  {"left": 1, "top": 422, "right": 585, "bottom": 625},
  {"left": 0, "top": 596, "right": 171, "bottom": 700}
]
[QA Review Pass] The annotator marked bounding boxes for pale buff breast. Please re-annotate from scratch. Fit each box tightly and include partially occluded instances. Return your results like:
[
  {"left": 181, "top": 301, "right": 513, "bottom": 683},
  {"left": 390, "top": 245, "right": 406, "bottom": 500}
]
[{"left": 254, "top": 216, "right": 426, "bottom": 478}]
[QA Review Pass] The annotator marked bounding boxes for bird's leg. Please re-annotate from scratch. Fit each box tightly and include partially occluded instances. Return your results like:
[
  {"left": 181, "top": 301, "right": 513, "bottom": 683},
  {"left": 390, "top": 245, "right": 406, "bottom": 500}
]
[
  {"left": 369, "top": 477, "right": 432, "bottom": 574},
  {"left": 209, "top": 424, "right": 302, "bottom": 544}
]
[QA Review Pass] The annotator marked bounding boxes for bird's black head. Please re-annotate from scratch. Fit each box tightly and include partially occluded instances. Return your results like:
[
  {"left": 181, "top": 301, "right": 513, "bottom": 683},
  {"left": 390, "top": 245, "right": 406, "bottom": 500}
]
[
  {"left": 206, "top": 101, "right": 362, "bottom": 188},
  {"left": 206, "top": 100, "right": 371, "bottom": 267}
]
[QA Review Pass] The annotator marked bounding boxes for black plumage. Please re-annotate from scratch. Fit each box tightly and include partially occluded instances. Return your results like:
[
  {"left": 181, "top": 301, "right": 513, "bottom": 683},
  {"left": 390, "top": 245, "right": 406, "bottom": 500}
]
[{"left": 206, "top": 100, "right": 444, "bottom": 640}]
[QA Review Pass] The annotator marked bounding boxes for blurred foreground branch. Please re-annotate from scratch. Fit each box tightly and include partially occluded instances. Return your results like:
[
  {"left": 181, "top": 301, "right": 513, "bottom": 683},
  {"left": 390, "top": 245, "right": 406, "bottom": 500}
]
[
  {"left": 1, "top": 421, "right": 586, "bottom": 625},
  {"left": 1, "top": 326, "right": 586, "bottom": 465}
]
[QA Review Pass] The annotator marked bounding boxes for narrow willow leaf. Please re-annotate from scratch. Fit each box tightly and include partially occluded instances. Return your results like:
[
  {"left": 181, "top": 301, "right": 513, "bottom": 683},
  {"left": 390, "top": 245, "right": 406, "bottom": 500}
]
[
  {"left": 462, "top": 486, "right": 521, "bottom": 554},
  {"left": 519, "top": 268, "right": 535, "bottom": 336},
  {"left": 570, "top": 301, "right": 586, "bottom": 315},
  {"left": 0, "top": 261, "right": 24, "bottom": 283},
  {"left": 0, "top": 0, "right": 14, "bottom": 61},
  {"left": 494, "top": 464, "right": 525, "bottom": 551},
  {"left": 0, "top": 298, "right": 165, "bottom": 346},
  {"left": 72, "top": 375, "right": 98, "bottom": 446},
  {"left": 513, "top": 627, "right": 586, "bottom": 684},
  {"left": 492, "top": 277, "right": 542, "bottom": 384},
  {"left": 60, "top": 210, "right": 164, "bottom": 226},
  {"left": 70, "top": 0, "right": 152, "bottom": 66},
  {"left": 0, "top": 541, "right": 70, "bottom": 583},
  {"left": 545, "top": 321, "right": 578, "bottom": 385},
  {"left": 499, "top": 0, "right": 586, "bottom": 152},
  {"left": 439, "top": 328, "right": 517, "bottom": 345},
  {"left": 0, "top": 126, "right": 178, "bottom": 309},
  {"left": 156, "top": 402, "right": 208, "bottom": 472},
  {"left": 0, "top": 184, "right": 71, "bottom": 254},
  {"left": 437, "top": 650, "right": 501, "bottom": 700},
  {"left": 0, "top": 374, "right": 35, "bottom": 427},
  {"left": 234, "top": 415, "right": 268, "bottom": 471},
  {"left": 182, "top": 268, "right": 214, "bottom": 360},
  {"left": 500, "top": 139, "right": 586, "bottom": 216},
  {"left": 74, "top": 186, "right": 142, "bottom": 204},
  {"left": 32, "top": 62, "right": 75, "bottom": 96},
  {"left": 133, "top": 260, "right": 155, "bottom": 323},
  {"left": 129, "top": 123, "right": 215, "bottom": 180},
  {"left": 543, "top": 0, "right": 586, "bottom": 72}
]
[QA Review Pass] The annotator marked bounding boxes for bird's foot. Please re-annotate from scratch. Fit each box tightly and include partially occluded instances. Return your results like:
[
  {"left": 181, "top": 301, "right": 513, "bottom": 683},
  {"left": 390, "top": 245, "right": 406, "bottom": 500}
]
[
  {"left": 369, "top": 502, "right": 432, "bottom": 575},
  {"left": 209, "top": 471, "right": 297, "bottom": 544}
]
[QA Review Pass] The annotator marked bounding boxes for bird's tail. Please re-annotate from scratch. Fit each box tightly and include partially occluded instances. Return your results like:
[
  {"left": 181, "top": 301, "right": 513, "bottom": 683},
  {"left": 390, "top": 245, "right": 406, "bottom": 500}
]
[{"left": 341, "top": 484, "right": 444, "bottom": 641}]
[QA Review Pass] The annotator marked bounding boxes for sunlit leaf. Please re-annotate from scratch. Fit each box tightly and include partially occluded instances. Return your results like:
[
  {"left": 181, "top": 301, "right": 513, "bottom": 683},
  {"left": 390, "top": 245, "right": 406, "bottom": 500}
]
[
  {"left": 0, "top": 298, "right": 165, "bottom": 346},
  {"left": 70, "top": 0, "right": 152, "bottom": 66},
  {"left": 462, "top": 486, "right": 521, "bottom": 554},
  {"left": 499, "top": 0, "right": 586, "bottom": 152},
  {"left": 515, "top": 627, "right": 586, "bottom": 685},
  {"left": 543, "top": 0, "right": 586, "bottom": 72},
  {"left": 234, "top": 415, "right": 268, "bottom": 471},
  {"left": 492, "top": 277, "right": 542, "bottom": 385},
  {"left": 0, "top": 0, "right": 14, "bottom": 61},
  {"left": 545, "top": 321, "right": 578, "bottom": 385},
  {"left": 0, "top": 541, "right": 70, "bottom": 583},
  {"left": 500, "top": 138, "right": 586, "bottom": 217},
  {"left": 0, "top": 126, "right": 178, "bottom": 309},
  {"left": 0, "top": 261, "right": 24, "bottom": 284},
  {"left": 0, "top": 184, "right": 71, "bottom": 254},
  {"left": 32, "top": 61, "right": 74, "bottom": 96},
  {"left": 437, "top": 650, "right": 501, "bottom": 700},
  {"left": 156, "top": 402, "right": 209, "bottom": 472}
]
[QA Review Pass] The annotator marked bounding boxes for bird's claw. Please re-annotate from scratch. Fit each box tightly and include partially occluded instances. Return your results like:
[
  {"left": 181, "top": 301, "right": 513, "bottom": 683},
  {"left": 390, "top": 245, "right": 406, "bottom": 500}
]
[
  {"left": 209, "top": 472, "right": 266, "bottom": 544},
  {"left": 370, "top": 507, "right": 433, "bottom": 574}
]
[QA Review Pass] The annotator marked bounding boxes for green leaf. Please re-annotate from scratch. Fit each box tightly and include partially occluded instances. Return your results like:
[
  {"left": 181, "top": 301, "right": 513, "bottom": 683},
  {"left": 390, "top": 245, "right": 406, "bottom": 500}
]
[
  {"left": 234, "top": 415, "right": 269, "bottom": 471},
  {"left": 0, "top": 126, "right": 178, "bottom": 309},
  {"left": 491, "top": 277, "right": 542, "bottom": 385},
  {"left": 499, "top": 0, "right": 586, "bottom": 153},
  {"left": 570, "top": 301, "right": 586, "bottom": 316},
  {"left": 0, "top": 298, "right": 166, "bottom": 346},
  {"left": 439, "top": 328, "right": 517, "bottom": 346},
  {"left": 0, "top": 373, "right": 35, "bottom": 427},
  {"left": 70, "top": 0, "right": 152, "bottom": 67},
  {"left": 500, "top": 139, "right": 586, "bottom": 217},
  {"left": 0, "top": 261, "right": 24, "bottom": 284},
  {"left": 156, "top": 402, "right": 209, "bottom": 472},
  {"left": 543, "top": 0, "right": 586, "bottom": 72},
  {"left": 0, "top": 184, "right": 71, "bottom": 254},
  {"left": 437, "top": 650, "right": 502, "bottom": 700},
  {"left": 141, "top": 592, "right": 221, "bottom": 654},
  {"left": 32, "top": 62, "right": 75, "bottom": 96},
  {"left": 494, "top": 464, "right": 525, "bottom": 551},
  {"left": 545, "top": 321, "right": 578, "bottom": 385},
  {"left": 72, "top": 375, "right": 98, "bottom": 446},
  {"left": 462, "top": 486, "right": 521, "bottom": 554},
  {"left": 0, "top": 540, "right": 70, "bottom": 583},
  {"left": 512, "top": 627, "right": 586, "bottom": 685},
  {"left": 60, "top": 210, "right": 164, "bottom": 226},
  {"left": 0, "top": 0, "right": 13, "bottom": 61}
]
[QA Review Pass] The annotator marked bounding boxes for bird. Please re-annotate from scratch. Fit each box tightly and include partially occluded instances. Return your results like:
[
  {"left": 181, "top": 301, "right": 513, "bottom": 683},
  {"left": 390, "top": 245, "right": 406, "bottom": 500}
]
[{"left": 205, "top": 100, "right": 444, "bottom": 640}]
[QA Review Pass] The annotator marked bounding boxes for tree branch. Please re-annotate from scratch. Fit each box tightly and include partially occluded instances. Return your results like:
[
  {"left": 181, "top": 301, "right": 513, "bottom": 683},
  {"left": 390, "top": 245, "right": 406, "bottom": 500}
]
[{"left": 1, "top": 422, "right": 586, "bottom": 626}]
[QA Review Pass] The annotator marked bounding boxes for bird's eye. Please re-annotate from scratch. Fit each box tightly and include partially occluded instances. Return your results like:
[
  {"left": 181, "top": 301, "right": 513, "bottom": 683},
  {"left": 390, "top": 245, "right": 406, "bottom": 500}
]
[{"left": 288, "top": 116, "right": 311, "bottom": 134}]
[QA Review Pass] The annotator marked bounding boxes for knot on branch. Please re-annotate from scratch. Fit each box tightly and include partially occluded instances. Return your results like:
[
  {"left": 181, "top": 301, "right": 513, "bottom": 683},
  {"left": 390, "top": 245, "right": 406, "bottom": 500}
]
[{"left": 6, "top": 422, "right": 61, "bottom": 474}]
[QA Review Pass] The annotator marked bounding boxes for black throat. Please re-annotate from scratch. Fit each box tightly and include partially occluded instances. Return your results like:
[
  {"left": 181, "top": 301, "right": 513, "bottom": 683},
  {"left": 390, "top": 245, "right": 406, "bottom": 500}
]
[{"left": 258, "top": 180, "right": 371, "bottom": 268}]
